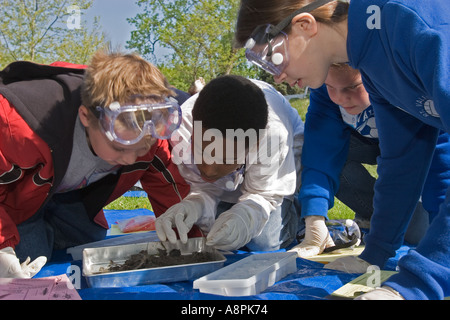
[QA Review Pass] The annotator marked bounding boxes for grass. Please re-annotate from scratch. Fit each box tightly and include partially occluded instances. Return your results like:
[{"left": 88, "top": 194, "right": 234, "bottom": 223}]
[
  {"left": 105, "top": 97, "right": 364, "bottom": 221},
  {"left": 105, "top": 196, "right": 152, "bottom": 211}
]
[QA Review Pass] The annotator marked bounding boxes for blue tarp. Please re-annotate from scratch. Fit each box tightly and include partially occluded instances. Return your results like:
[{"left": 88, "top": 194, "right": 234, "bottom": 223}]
[{"left": 33, "top": 191, "right": 411, "bottom": 300}]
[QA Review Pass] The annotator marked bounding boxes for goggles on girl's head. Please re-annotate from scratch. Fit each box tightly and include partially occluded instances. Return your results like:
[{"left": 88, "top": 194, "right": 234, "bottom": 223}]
[
  {"left": 244, "top": 0, "right": 335, "bottom": 76},
  {"left": 95, "top": 96, "right": 182, "bottom": 145},
  {"left": 244, "top": 25, "right": 289, "bottom": 77}
]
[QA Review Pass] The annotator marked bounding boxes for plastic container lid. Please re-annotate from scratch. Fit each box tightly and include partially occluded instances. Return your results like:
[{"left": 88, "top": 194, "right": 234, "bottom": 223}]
[{"left": 193, "top": 252, "right": 297, "bottom": 296}]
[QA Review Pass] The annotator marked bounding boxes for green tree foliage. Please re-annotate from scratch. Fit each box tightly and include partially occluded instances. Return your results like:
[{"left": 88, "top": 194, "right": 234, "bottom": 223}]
[
  {"left": 127, "top": 0, "right": 257, "bottom": 91},
  {"left": 0, "top": 0, "right": 107, "bottom": 68}
]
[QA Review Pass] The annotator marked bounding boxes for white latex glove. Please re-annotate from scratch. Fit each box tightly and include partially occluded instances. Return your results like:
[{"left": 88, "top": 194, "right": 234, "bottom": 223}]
[
  {"left": 289, "top": 215, "right": 335, "bottom": 258},
  {"left": 324, "top": 256, "right": 372, "bottom": 273},
  {"left": 155, "top": 198, "right": 203, "bottom": 244},
  {"left": 355, "top": 286, "right": 404, "bottom": 300},
  {"left": 206, "top": 208, "right": 253, "bottom": 251},
  {"left": 0, "top": 247, "right": 47, "bottom": 279}
]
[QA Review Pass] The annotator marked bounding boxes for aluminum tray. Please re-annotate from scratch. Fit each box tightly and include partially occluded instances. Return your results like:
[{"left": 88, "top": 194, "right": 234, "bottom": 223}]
[{"left": 82, "top": 237, "right": 226, "bottom": 288}]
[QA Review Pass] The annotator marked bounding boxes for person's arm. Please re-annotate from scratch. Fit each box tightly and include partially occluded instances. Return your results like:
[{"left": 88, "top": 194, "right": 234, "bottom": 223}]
[
  {"left": 360, "top": 90, "right": 439, "bottom": 267},
  {"left": 421, "top": 131, "right": 450, "bottom": 219},
  {"left": 299, "top": 85, "right": 352, "bottom": 218}
]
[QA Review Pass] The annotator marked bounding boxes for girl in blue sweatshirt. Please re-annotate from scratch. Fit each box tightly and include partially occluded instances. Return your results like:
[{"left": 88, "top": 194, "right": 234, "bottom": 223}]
[{"left": 235, "top": 0, "right": 450, "bottom": 299}]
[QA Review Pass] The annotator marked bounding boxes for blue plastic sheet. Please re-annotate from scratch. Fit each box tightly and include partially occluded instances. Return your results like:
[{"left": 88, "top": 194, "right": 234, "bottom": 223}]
[{"left": 34, "top": 207, "right": 411, "bottom": 300}]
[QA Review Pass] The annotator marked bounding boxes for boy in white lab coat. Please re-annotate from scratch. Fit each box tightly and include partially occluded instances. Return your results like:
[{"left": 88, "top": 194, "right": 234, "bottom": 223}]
[{"left": 156, "top": 75, "right": 304, "bottom": 251}]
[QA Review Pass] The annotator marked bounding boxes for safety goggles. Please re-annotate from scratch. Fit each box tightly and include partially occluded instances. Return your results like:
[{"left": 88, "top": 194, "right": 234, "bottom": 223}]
[
  {"left": 95, "top": 96, "right": 182, "bottom": 145},
  {"left": 211, "top": 164, "right": 246, "bottom": 191},
  {"left": 244, "top": 0, "right": 335, "bottom": 76},
  {"left": 244, "top": 25, "right": 289, "bottom": 77}
]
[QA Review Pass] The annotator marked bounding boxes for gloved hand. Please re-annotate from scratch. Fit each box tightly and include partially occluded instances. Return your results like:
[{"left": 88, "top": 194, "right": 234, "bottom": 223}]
[
  {"left": 0, "top": 247, "right": 47, "bottom": 279},
  {"left": 206, "top": 207, "right": 253, "bottom": 251},
  {"left": 355, "top": 286, "right": 404, "bottom": 300},
  {"left": 289, "top": 215, "right": 335, "bottom": 258},
  {"left": 324, "top": 256, "right": 372, "bottom": 273},
  {"left": 155, "top": 198, "right": 203, "bottom": 244}
]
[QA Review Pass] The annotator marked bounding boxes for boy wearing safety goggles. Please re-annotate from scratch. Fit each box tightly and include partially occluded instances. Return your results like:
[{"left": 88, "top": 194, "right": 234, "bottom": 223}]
[
  {"left": 156, "top": 75, "right": 304, "bottom": 252},
  {"left": 0, "top": 50, "right": 190, "bottom": 278}
]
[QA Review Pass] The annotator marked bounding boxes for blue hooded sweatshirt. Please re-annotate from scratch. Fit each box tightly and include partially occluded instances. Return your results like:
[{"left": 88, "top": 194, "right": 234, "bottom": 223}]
[{"left": 347, "top": 0, "right": 450, "bottom": 299}]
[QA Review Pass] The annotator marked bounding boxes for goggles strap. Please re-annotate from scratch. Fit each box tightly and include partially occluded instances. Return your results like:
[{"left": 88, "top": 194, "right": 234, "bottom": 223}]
[{"left": 269, "top": 0, "right": 336, "bottom": 37}]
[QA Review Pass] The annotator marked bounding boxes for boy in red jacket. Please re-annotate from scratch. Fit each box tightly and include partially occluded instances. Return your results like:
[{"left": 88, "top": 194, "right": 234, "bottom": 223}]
[{"left": 0, "top": 50, "right": 190, "bottom": 278}]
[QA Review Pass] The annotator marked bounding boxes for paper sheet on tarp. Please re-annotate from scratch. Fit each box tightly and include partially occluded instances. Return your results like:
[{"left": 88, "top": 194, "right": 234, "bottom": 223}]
[
  {"left": 0, "top": 275, "right": 81, "bottom": 300},
  {"left": 330, "top": 271, "right": 398, "bottom": 299},
  {"left": 303, "top": 246, "right": 365, "bottom": 264}
]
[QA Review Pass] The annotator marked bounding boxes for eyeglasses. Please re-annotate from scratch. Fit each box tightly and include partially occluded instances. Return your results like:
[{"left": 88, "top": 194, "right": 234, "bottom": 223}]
[
  {"left": 244, "top": 0, "right": 335, "bottom": 76},
  {"left": 95, "top": 96, "right": 182, "bottom": 145}
]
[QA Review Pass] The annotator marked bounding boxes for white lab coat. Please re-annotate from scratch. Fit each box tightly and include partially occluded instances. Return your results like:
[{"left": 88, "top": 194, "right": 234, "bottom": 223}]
[{"left": 170, "top": 79, "right": 304, "bottom": 239}]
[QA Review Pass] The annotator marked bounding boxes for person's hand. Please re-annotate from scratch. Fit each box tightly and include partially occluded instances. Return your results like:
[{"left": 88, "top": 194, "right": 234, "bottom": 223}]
[
  {"left": 324, "top": 256, "right": 372, "bottom": 273},
  {"left": 355, "top": 286, "right": 404, "bottom": 300},
  {"left": 206, "top": 208, "right": 253, "bottom": 251},
  {"left": 155, "top": 199, "right": 203, "bottom": 244},
  {"left": 0, "top": 247, "right": 47, "bottom": 278},
  {"left": 289, "top": 215, "right": 335, "bottom": 258}
]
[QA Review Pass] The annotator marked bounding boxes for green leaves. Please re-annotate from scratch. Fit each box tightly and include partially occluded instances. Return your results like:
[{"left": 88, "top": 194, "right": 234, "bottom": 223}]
[
  {"left": 0, "top": 0, "right": 106, "bottom": 68},
  {"left": 126, "top": 0, "right": 253, "bottom": 91}
]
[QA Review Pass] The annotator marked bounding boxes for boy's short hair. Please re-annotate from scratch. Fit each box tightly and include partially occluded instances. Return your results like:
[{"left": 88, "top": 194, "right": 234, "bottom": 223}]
[
  {"left": 81, "top": 50, "right": 174, "bottom": 110},
  {"left": 192, "top": 75, "right": 268, "bottom": 137}
]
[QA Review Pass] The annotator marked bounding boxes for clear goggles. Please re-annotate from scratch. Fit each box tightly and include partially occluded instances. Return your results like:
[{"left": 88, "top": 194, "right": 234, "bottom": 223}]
[
  {"left": 244, "top": 25, "right": 289, "bottom": 77},
  {"left": 95, "top": 96, "right": 182, "bottom": 145},
  {"left": 243, "top": 0, "right": 335, "bottom": 76}
]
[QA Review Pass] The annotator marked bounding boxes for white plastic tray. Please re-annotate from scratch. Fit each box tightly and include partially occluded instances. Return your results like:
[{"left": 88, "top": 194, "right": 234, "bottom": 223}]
[{"left": 193, "top": 252, "right": 297, "bottom": 296}]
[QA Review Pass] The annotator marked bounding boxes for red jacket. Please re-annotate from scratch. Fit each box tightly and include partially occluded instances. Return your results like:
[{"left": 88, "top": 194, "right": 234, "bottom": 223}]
[{"left": 0, "top": 61, "right": 190, "bottom": 249}]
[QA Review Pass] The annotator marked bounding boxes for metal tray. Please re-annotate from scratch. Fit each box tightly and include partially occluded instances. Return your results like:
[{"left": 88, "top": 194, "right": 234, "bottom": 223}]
[{"left": 82, "top": 237, "right": 226, "bottom": 288}]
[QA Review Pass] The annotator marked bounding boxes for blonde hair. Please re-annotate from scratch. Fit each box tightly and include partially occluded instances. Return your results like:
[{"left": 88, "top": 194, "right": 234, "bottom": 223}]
[
  {"left": 329, "top": 62, "right": 359, "bottom": 72},
  {"left": 81, "top": 50, "right": 174, "bottom": 110},
  {"left": 235, "top": 0, "right": 349, "bottom": 47}
]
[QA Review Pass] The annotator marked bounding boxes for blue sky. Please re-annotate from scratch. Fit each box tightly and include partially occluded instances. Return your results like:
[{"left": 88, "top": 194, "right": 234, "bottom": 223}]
[{"left": 85, "top": 0, "right": 141, "bottom": 49}]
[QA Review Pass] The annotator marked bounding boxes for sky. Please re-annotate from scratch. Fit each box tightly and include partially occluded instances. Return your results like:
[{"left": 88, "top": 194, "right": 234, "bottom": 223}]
[{"left": 85, "top": 0, "right": 141, "bottom": 49}]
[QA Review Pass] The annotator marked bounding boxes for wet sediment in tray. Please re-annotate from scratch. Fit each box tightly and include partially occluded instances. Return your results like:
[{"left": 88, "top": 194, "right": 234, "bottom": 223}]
[{"left": 103, "top": 249, "right": 218, "bottom": 273}]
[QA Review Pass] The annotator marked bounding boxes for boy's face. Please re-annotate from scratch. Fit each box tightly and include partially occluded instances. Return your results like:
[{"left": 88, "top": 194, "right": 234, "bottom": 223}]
[
  {"left": 79, "top": 106, "right": 156, "bottom": 165},
  {"left": 192, "top": 129, "right": 245, "bottom": 183},
  {"left": 324, "top": 67, "right": 371, "bottom": 115}
]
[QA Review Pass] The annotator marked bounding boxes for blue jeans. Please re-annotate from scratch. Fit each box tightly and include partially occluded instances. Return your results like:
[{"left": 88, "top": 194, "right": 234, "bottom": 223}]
[
  {"left": 216, "top": 197, "right": 301, "bottom": 252},
  {"left": 14, "top": 191, "right": 107, "bottom": 262},
  {"left": 336, "top": 132, "right": 429, "bottom": 245}
]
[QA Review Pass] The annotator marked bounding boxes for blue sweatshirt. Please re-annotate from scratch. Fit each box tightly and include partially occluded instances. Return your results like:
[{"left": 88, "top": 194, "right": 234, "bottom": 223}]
[
  {"left": 347, "top": 0, "right": 450, "bottom": 299},
  {"left": 300, "top": 85, "right": 450, "bottom": 220}
]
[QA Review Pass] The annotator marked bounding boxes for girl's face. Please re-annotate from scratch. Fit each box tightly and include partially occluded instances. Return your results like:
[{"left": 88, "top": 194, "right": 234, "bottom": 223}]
[
  {"left": 274, "top": 28, "right": 329, "bottom": 89},
  {"left": 272, "top": 13, "right": 348, "bottom": 90},
  {"left": 325, "top": 67, "right": 371, "bottom": 115},
  {"left": 79, "top": 106, "right": 157, "bottom": 166}
]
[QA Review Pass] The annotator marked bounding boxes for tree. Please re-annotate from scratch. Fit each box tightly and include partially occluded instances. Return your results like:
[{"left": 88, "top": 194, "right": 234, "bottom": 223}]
[
  {"left": 0, "top": 0, "right": 107, "bottom": 68},
  {"left": 127, "top": 0, "right": 257, "bottom": 91}
]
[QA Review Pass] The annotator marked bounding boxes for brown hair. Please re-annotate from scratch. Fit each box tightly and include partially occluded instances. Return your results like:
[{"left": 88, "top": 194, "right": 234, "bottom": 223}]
[
  {"left": 234, "top": 0, "right": 349, "bottom": 47},
  {"left": 81, "top": 50, "right": 174, "bottom": 110}
]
